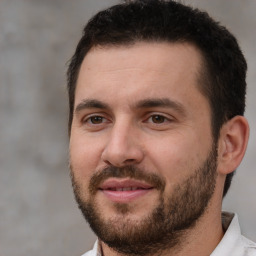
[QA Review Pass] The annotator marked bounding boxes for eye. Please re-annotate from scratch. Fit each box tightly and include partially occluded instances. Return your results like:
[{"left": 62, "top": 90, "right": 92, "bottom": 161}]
[
  {"left": 143, "top": 113, "right": 175, "bottom": 130},
  {"left": 88, "top": 116, "right": 104, "bottom": 124},
  {"left": 150, "top": 115, "right": 167, "bottom": 124},
  {"left": 83, "top": 115, "right": 109, "bottom": 125},
  {"left": 146, "top": 114, "right": 171, "bottom": 124}
]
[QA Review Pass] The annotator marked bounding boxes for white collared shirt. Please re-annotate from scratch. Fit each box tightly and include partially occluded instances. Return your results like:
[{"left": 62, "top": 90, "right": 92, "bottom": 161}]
[{"left": 82, "top": 212, "right": 256, "bottom": 256}]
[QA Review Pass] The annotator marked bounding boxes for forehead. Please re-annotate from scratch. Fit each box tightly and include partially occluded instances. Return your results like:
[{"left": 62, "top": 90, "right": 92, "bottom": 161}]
[
  {"left": 75, "top": 42, "right": 206, "bottom": 109},
  {"left": 80, "top": 42, "right": 203, "bottom": 76}
]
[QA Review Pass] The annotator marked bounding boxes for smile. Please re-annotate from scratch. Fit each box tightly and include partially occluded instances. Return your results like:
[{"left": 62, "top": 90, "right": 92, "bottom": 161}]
[
  {"left": 99, "top": 179, "right": 154, "bottom": 203},
  {"left": 107, "top": 187, "right": 145, "bottom": 191}
]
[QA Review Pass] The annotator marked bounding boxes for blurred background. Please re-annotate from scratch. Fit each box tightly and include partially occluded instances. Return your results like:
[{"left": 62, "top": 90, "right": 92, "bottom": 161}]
[{"left": 0, "top": 0, "right": 255, "bottom": 255}]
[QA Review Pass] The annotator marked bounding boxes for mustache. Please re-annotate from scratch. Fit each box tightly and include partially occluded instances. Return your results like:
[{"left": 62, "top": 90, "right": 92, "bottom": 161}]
[{"left": 89, "top": 165, "right": 166, "bottom": 195}]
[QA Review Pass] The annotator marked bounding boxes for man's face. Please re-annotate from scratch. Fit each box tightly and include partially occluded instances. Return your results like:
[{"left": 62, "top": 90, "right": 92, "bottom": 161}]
[{"left": 69, "top": 42, "right": 218, "bottom": 254}]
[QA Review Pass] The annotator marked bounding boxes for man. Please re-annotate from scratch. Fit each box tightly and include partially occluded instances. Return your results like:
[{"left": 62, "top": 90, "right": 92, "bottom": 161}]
[{"left": 67, "top": 0, "right": 255, "bottom": 255}]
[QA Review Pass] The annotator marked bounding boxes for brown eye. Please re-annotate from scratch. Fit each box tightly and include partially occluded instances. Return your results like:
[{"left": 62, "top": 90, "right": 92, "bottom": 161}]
[
  {"left": 89, "top": 116, "right": 104, "bottom": 124},
  {"left": 151, "top": 115, "right": 166, "bottom": 123}
]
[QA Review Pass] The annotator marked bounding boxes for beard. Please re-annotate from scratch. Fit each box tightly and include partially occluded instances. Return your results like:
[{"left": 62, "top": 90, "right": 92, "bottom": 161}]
[{"left": 70, "top": 144, "right": 218, "bottom": 256}]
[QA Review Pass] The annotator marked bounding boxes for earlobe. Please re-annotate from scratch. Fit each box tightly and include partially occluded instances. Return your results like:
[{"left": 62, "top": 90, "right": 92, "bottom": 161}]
[{"left": 217, "top": 116, "right": 249, "bottom": 175}]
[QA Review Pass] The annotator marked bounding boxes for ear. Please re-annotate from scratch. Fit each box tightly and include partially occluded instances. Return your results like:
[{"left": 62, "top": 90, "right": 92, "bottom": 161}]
[{"left": 217, "top": 116, "right": 249, "bottom": 175}]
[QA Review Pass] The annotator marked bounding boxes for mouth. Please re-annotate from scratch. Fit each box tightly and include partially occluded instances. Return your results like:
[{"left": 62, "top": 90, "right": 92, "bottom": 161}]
[
  {"left": 104, "top": 187, "right": 148, "bottom": 191},
  {"left": 99, "top": 178, "right": 154, "bottom": 203}
]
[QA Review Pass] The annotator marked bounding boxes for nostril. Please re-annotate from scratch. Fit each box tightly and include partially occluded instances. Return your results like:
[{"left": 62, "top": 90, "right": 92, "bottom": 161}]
[
  {"left": 103, "top": 160, "right": 112, "bottom": 166},
  {"left": 101, "top": 141, "right": 144, "bottom": 166},
  {"left": 125, "top": 159, "right": 136, "bottom": 163},
  {"left": 123, "top": 159, "right": 137, "bottom": 165}
]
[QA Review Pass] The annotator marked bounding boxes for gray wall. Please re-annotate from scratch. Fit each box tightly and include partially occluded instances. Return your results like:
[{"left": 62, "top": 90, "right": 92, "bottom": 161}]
[{"left": 0, "top": 1, "right": 255, "bottom": 255}]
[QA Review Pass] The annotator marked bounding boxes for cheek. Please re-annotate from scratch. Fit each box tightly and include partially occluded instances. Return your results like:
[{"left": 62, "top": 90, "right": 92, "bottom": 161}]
[
  {"left": 145, "top": 133, "right": 209, "bottom": 186},
  {"left": 69, "top": 134, "right": 104, "bottom": 180}
]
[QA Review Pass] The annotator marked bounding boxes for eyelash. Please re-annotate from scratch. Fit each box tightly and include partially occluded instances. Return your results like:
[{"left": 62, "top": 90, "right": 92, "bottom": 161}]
[
  {"left": 145, "top": 114, "right": 171, "bottom": 124},
  {"left": 81, "top": 113, "right": 173, "bottom": 130},
  {"left": 83, "top": 115, "right": 109, "bottom": 125}
]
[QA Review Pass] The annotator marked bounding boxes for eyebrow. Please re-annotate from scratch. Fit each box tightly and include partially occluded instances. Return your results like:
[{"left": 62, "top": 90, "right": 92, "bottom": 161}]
[
  {"left": 75, "top": 99, "right": 110, "bottom": 114},
  {"left": 75, "top": 97, "right": 186, "bottom": 115},
  {"left": 135, "top": 98, "right": 186, "bottom": 115}
]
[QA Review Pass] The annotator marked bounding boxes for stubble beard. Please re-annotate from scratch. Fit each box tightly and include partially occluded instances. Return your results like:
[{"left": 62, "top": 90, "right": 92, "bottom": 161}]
[{"left": 70, "top": 144, "right": 218, "bottom": 256}]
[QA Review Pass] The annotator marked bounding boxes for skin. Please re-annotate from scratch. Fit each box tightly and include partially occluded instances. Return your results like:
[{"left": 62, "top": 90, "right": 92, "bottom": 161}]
[{"left": 69, "top": 42, "right": 249, "bottom": 256}]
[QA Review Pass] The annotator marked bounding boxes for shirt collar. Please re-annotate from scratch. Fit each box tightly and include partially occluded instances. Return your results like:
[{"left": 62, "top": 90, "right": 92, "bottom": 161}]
[
  {"left": 211, "top": 212, "right": 243, "bottom": 255},
  {"left": 89, "top": 240, "right": 102, "bottom": 256}
]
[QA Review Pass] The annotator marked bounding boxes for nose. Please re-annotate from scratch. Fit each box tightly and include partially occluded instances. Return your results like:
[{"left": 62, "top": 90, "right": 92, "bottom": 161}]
[{"left": 101, "top": 121, "right": 144, "bottom": 167}]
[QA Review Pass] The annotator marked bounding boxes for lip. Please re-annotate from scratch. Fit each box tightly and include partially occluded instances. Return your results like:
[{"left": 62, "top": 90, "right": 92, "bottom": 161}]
[{"left": 99, "top": 178, "right": 154, "bottom": 203}]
